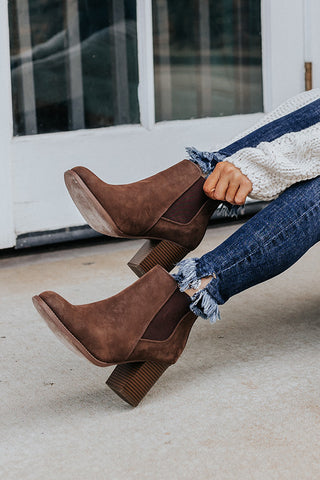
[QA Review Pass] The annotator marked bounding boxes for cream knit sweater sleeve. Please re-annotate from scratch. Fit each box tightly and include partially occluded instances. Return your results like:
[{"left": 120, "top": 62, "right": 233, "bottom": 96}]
[
  {"left": 229, "top": 123, "right": 320, "bottom": 201},
  {"left": 223, "top": 89, "right": 320, "bottom": 201}
]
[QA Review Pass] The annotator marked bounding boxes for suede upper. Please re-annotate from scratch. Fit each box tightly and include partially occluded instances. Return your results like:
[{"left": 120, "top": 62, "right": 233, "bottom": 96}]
[
  {"left": 39, "top": 266, "right": 195, "bottom": 364},
  {"left": 69, "top": 160, "right": 219, "bottom": 250},
  {"left": 72, "top": 160, "right": 205, "bottom": 236}
]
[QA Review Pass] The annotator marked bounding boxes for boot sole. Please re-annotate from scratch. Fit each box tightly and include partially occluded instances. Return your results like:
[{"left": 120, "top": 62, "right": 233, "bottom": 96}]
[{"left": 64, "top": 170, "right": 125, "bottom": 238}]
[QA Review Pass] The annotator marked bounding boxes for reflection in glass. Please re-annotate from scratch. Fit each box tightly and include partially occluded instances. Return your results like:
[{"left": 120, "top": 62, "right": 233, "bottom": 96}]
[
  {"left": 8, "top": 0, "right": 139, "bottom": 136},
  {"left": 153, "top": 0, "right": 263, "bottom": 122}
]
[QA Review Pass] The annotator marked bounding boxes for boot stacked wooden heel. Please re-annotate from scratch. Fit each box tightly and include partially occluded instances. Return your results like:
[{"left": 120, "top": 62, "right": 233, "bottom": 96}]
[
  {"left": 106, "top": 361, "right": 170, "bottom": 407},
  {"left": 127, "top": 239, "right": 189, "bottom": 277}
]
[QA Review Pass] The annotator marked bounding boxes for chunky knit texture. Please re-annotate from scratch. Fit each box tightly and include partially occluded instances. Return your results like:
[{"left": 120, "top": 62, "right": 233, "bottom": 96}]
[{"left": 222, "top": 89, "right": 320, "bottom": 201}]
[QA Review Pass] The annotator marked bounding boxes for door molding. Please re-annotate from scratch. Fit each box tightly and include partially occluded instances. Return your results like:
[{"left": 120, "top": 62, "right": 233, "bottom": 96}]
[
  {"left": 304, "top": 0, "right": 320, "bottom": 88},
  {"left": 262, "top": 0, "right": 305, "bottom": 112},
  {"left": 0, "top": 1, "right": 15, "bottom": 248}
]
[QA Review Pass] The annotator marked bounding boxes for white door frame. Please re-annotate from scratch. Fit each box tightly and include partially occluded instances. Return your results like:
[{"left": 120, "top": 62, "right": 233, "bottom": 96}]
[
  {"left": 261, "top": 0, "right": 305, "bottom": 111},
  {"left": 0, "top": 1, "right": 15, "bottom": 249},
  {"left": 0, "top": 0, "right": 311, "bottom": 248},
  {"left": 303, "top": 0, "right": 320, "bottom": 88}
]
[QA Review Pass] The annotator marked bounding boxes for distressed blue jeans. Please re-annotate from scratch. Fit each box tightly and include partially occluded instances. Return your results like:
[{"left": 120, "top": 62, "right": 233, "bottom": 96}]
[
  {"left": 173, "top": 98, "right": 320, "bottom": 323},
  {"left": 174, "top": 175, "right": 320, "bottom": 323}
]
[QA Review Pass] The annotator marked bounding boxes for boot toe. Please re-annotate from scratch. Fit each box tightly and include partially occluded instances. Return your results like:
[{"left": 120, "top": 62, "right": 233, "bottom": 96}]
[
  {"left": 38, "top": 290, "right": 73, "bottom": 323},
  {"left": 33, "top": 292, "right": 110, "bottom": 367},
  {"left": 70, "top": 166, "right": 106, "bottom": 195}
]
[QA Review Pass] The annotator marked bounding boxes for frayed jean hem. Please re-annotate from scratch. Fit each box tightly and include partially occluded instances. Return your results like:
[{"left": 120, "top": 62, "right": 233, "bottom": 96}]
[
  {"left": 172, "top": 257, "right": 221, "bottom": 324},
  {"left": 185, "top": 146, "right": 227, "bottom": 175}
]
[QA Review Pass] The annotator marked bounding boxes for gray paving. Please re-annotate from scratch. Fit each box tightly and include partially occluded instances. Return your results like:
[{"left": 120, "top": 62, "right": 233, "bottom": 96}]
[{"left": 1, "top": 223, "right": 320, "bottom": 479}]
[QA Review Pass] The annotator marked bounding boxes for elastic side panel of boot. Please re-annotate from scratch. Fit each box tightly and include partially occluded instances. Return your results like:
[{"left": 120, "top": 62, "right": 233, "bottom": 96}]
[
  {"left": 142, "top": 289, "right": 191, "bottom": 341},
  {"left": 162, "top": 177, "right": 206, "bottom": 223}
]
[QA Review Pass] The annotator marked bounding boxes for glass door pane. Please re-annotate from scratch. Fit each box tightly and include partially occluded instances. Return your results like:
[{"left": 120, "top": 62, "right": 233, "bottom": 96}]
[
  {"left": 153, "top": 0, "right": 263, "bottom": 121},
  {"left": 8, "top": 0, "right": 139, "bottom": 136}
]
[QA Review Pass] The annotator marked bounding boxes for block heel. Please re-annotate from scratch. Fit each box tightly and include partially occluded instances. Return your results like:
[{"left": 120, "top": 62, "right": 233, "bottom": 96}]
[
  {"left": 106, "top": 361, "right": 170, "bottom": 407},
  {"left": 127, "top": 239, "right": 189, "bottom": 277}
]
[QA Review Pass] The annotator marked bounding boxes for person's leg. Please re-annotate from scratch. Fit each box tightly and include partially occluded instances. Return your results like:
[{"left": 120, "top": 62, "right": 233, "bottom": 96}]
[
  {"left": 173, "top": 175, "right": 320, "bottom": 323},
  {"left": 187, "top": 95, "right": 320, "bottom": 175}
]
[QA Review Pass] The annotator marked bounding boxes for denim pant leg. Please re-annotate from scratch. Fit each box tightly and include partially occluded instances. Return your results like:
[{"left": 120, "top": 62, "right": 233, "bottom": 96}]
[
  {"left": 173, "top": 175, "right": 320, "bottom": 323},
  {"left": 187, "top": 97, "right": 320, "bottom": 175}
]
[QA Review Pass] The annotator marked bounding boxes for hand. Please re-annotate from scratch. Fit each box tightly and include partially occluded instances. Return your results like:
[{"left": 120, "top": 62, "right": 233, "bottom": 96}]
[{"left": 203, "top": 161, "right": 252, "bottom": 205}]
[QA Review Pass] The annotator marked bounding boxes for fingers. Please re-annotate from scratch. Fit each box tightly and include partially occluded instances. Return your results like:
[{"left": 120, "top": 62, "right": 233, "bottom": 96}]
[
  {"left": 203, "top": 167, "right": 221, "bottom": 199},
  {"left": 234, "top": 182, "right": 252, "bottom": 205},
  {"left": 225, "top": 183, "right": 240, "bottom": 204},
  {"left": 203, "top": 161, "right": 252, "bottom": 204},
  {"left": 213, "top": 175, "right": 229, "bottom": 201}
]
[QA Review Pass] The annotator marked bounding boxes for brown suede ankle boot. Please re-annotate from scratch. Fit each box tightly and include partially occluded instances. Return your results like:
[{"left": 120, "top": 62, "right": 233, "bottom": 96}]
[
  {"left": 32, "top": 265, "right": 197, "bottom": 406},
  {"left": 64, "top": 160, "right": 219, "bottom": 276}
]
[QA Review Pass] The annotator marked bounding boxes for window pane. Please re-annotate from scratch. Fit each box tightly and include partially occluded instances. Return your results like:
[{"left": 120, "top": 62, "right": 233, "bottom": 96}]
[
  {"left": 8, "top": 0, "right": 139, "bottom": 136},
  {"left": 152, "top": 0, "right": 263, "bottom": 122}
]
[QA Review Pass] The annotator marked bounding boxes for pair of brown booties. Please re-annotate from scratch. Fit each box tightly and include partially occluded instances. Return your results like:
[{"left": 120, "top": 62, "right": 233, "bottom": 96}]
[{"left": 32, "top": 160, "right": 219, "bottom": 406}]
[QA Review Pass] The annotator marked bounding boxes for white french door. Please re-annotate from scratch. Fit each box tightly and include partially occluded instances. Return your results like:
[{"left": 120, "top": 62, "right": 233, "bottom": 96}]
[{"left": 0, "top": 0, "right": 315, "bottom": 248}]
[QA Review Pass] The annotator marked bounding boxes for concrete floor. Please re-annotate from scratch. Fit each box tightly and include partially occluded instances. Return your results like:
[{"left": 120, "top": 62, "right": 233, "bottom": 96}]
[{"left": 1, "top": 223, "right": 320, "bottom": 480}]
